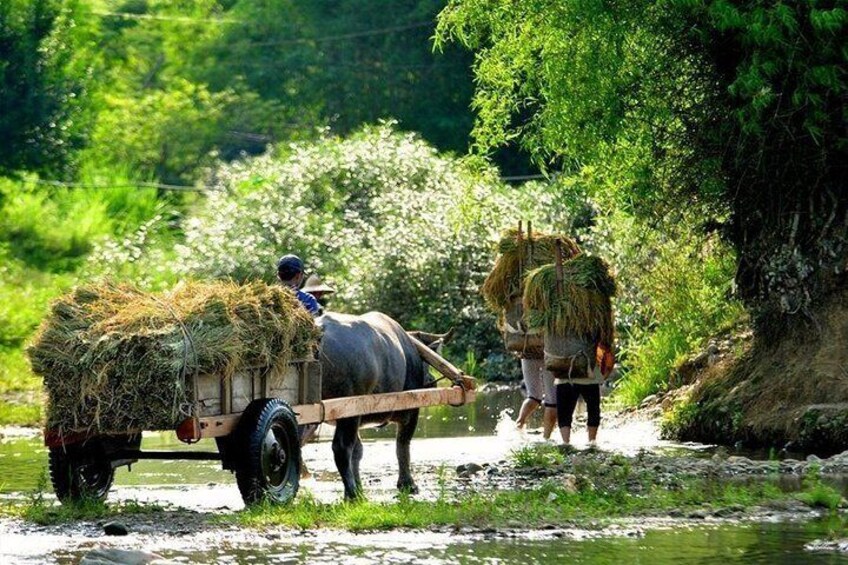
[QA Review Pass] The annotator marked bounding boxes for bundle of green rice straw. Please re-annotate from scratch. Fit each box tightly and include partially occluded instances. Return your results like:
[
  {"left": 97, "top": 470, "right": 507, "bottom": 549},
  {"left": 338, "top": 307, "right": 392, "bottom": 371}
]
[
  {"left": 28, "top": 280, "right": 321, "bottom": 434},
  {"left": 523, "top": 254, "right": 617, "bottom": 345},
  {"left": 480, "top": 227, "right": 581, "bottom": 312}
]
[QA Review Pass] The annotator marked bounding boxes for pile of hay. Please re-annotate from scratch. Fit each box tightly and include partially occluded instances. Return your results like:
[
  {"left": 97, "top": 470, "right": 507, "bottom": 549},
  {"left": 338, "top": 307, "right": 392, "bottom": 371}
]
[
  {"left": 480, "top": 228, "right": 581, "bottom": 312},
  {"left": 28, "top": 281, "right": 321, "bottom": 434},
  {"left": 523, "top": 254, "right": 617, "bottom": 345}
]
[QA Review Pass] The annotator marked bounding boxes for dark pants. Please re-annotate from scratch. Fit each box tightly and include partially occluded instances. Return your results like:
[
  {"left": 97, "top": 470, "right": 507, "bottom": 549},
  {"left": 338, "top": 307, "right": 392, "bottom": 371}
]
[{"left": 556, "top": 383, "right": 601, "bottom": 428}]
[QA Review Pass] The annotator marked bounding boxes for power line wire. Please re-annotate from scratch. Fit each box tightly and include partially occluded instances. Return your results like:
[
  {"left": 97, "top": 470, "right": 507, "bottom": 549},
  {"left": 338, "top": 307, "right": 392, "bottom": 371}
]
[
  {"left": 500, "top": 174, "right": 548, "bottom": 182},
  {"left": 32, "top": 179, "right": 214, "bottom": 192},
  {"left": 246, "top": 21, "right": 432, "bottom": 47},
  {"left": 32, "top": 172, "right": 550, "bottom": 192},
  {"left": 90, "top": 11, "right": 432, "bottom": 46},
  {"left": 92, "top": 10, "right": 242, "bottom": 24}
]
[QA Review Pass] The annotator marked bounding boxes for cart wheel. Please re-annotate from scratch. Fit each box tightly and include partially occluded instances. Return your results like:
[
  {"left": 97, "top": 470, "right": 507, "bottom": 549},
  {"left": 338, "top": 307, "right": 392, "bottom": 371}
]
[
  {"left": 48, "top": 446, "right": 114, "bottom": 503},
  {"left": 235, "top": 399, "right": 301, "bottom": 505}
]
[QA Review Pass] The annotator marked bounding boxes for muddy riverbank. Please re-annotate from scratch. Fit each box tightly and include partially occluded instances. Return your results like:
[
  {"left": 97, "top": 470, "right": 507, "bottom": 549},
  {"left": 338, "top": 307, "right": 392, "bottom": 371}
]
[
  {"left": 2, "top": 390, "right": 847, "bottom": 563},
  {"left": 2, "top": 439, "right": 848, "bottom": 563}
]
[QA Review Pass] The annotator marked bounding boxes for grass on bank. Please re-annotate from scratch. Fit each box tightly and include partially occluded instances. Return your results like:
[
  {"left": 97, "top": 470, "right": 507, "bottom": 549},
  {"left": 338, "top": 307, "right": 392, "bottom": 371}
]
[
  {"left": 233, "top": 445, "right": 844, "bottom": 531},
  {"left": 612, "top": 233, "right": 745, "bottom": 407},
  {"left": 0, "top": 471, "right": 164, "bottom": 526},
  {"left": 4, "top": 445, "right": 844, "bottom": 529},
  {"left": 231, "top": 477, "right": 828, "bottom": 531}
]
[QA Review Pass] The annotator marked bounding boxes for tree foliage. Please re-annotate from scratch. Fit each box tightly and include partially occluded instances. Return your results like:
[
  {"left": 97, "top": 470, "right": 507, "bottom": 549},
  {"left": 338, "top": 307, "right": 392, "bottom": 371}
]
[
  {"left": 71, "top": 0, "right": 480, "bottom": 182},
  {"left": 438, "top": 0, "right": 848, "bottom": 328},
  {"left": 0, "top": 0, "right": 94, "bottom": 175}
]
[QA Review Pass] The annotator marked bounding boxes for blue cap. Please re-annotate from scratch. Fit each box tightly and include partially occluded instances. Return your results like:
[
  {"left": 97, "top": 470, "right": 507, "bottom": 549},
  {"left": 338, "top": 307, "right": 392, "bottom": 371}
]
[{"left": 276, "top": 254, "right": 304, "bottom": 280}]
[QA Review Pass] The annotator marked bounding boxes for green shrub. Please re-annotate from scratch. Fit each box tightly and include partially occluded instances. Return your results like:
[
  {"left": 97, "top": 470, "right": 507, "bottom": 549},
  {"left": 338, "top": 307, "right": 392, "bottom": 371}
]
[
  {"left": 0, "top": 171, "right": 169, "bottom": 422},
  {"left": 131, "top": 123, "right": 588, "bottom": 378},
  {"left": 585, "top": 213, "right": 745, "bottom": 406},
  {"left": 511, "top": 444, "right": 565, "bottom": 468}
]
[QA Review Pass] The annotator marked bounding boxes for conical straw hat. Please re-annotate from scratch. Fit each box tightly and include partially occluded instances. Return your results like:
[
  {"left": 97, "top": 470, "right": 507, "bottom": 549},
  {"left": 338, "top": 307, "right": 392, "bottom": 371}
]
[{"left": 302, "top": 274, "right": 335, "bottom": 294}]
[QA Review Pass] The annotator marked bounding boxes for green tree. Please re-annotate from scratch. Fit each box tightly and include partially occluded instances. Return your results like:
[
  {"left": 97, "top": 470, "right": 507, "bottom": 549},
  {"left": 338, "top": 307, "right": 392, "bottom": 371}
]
[
  {"left": 0, "top": 0, "right": 95, "bottom": 176},
  {"left": 438, "top": 0, "right": 847, "bottom": 330},
  {"left": 191, "top": 0, "right": 476, "bottom": 154}
]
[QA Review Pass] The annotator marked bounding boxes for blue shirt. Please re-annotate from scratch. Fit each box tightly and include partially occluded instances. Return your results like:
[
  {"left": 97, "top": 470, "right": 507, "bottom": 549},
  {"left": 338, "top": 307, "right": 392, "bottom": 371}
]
[{"left": 296, "top": 289, "right": 321, "bottom": 316}]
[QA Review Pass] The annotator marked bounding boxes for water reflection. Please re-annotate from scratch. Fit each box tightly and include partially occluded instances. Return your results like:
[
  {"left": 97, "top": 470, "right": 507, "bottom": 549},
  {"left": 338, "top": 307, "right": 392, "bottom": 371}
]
[
  {"left": 0, "top": 388, "right": 524, "bottom": 494},
  {"left": 33, "top": 518, "right": 848, "bottom": 564}
]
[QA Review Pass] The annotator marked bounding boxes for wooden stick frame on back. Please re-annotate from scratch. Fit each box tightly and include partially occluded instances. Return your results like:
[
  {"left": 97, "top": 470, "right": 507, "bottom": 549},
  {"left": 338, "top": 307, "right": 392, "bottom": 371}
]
[
  {"left": 502, "top": 220, "right": 543, "bottom": 358},
  {"left": 543, "top": 239, "right": 594, "bottom": 376}
]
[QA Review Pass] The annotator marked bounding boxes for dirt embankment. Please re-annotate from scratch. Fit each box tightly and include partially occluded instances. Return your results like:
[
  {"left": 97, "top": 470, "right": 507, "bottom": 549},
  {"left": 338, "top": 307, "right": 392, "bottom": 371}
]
[{"left": 661, "top": 289, "right": 848, "bottom": 454}]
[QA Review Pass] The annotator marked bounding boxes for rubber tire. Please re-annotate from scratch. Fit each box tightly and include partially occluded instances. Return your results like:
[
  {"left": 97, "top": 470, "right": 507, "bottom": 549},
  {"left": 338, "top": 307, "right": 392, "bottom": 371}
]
[
  {"left": 235, "top": 399, "right": 301, "bottom": 506},
  {"left": 48, "top": 445, "right": 114, "bottom": 504}
]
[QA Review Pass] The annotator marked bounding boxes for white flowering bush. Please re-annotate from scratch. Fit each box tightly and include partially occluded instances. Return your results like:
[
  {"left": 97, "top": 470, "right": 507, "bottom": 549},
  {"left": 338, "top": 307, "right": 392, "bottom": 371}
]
[
  {"left": 162, "top": 124, "right": 580, "bottom": 378},
  {"left": 85, "top": 125, "right": 741, "bottom": 387}
]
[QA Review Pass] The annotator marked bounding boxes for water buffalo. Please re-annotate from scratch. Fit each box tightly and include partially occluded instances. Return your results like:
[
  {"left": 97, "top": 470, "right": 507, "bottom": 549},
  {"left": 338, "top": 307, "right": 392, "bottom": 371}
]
[{"left": 314, "top": 311, "right": 450, "bottom": 499}]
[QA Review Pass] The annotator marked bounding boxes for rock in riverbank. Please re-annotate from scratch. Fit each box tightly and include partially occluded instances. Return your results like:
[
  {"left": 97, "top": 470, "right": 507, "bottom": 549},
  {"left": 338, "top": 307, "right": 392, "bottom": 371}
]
[{"left": 456, "top": 445, "right": 848, "bottom": 499}]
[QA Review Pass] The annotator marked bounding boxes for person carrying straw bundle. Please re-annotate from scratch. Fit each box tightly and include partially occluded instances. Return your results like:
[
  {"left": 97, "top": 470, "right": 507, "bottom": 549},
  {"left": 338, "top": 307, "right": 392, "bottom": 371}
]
[
  {"left": 523, "top": 245, "right": 616, "bottom": 445},
  {"left": 481, "top": 222, "right": 581, "bottom": 438}
]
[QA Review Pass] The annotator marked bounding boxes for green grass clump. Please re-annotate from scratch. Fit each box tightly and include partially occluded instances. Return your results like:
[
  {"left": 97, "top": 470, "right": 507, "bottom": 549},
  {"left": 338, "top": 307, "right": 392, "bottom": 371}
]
[
  {"left": 233, "top": 477, "right": 798, "bottom": 531},
  {"left": 511, "top": 443, "right": 566, "bottom": 468},
  {"left": 799, "top": 467, "right": 845, "bottom": 511},
  {"left": 0, "top": 470, "right": 164, "bottom": 526},
  {"left": 0, "top": 399, "right": 41, "bottom": 427},
  {"left": 523, "top": 254, "right": 616, "bottom": 345},
  {"left": 16, "top": 496, "right": 162, "bottom": 526},
  {"left": 798, "top": 484, "right": 844, "bottom": 510},
  {"left": 613, "top": 235, "right": 744, "bottom": 407},
  {"left": 28, "top": 281, "right": 321, "bottom": 434}
]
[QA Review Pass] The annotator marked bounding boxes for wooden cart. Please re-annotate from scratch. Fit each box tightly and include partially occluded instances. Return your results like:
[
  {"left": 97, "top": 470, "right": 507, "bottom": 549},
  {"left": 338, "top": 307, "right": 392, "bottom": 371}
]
[{"left": 44, "top": 337, "right": 476, "bottom": 506}]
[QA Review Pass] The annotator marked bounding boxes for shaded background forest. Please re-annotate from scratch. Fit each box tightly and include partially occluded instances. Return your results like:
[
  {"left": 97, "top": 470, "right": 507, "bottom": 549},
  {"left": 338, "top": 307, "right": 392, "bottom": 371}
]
[{"left": 1, "top": 0, "right": 845, "bottom": 436}]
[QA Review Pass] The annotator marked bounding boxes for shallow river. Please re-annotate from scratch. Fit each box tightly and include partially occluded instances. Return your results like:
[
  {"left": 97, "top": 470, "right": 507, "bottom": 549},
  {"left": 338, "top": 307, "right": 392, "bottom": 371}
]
[{"left": 1, "top": 389, "right": 846, "bottom": 563}]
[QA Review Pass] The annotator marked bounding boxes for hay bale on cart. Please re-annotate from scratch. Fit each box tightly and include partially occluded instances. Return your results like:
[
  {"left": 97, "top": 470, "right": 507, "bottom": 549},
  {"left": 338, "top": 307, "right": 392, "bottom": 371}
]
[{"left": 28, "top": 280, "right": 320, "bottom": 504}]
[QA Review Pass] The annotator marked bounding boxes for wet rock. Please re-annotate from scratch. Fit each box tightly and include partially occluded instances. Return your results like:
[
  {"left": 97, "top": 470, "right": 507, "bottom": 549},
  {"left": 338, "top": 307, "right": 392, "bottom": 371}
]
[
  {"left": 677, "top": 352, "right": 709, "bottom": 384},
  {"left": 806, "top": 454, "right": 822, "bottom": 463},
  {"left": 639, "top": 395, "right": 658, "bottom": 408},
  {"left": 712, "top": 505, "right": 744, "bottom": 518},
  {"left": 711, "top": 447, "right": 729, "bottom": 461},
  {"left": 686, "top": 510, "right": 708, "bottom": 520},
  {"left": 455, "top": 463, "right": 484, "bottom": 478},
  {"left": 561, "top": 474, "right": 578, "bottom": 494},
  {"left": 830, "top": 450, "right": 848, "bottom": 462},
  {"left": 80, "top": 548, "right": 171, "bottom": 564},
  {"left": 103, "top": 521, "right": 129, "bottom": 536},
  {"left": 465, "top": 463, "right": 485, "bottom": 474},
  {"left": 805, "top": 539, "right": 848, "bottom": 553}
]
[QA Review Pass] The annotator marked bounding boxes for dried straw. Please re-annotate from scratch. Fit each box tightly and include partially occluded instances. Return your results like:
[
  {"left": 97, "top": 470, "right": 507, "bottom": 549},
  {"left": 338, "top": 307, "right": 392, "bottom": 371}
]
[
  {"left": 480, "top": 228, "right": 581, "bottom": 312},
  {"left": 523, "top": 254, "right": 616, "bottom": 345},
  {"left": 28, "top": 281, "right": 320, "bottom": 434}
]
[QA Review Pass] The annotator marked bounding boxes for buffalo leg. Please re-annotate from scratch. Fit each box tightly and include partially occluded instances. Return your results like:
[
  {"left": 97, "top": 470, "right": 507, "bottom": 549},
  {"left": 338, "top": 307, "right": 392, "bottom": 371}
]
[
  {"left": 332, "top": 417, "right": 361, "bottom": 500},
  {"left": 299, "top": 423, "right": 319, "bottom": 479},
  {"left": 352, "top": 433, "right": 364, "bottom": 491},
  {"left": 395, "top": 409, "right": 419, "bottom": 493}
]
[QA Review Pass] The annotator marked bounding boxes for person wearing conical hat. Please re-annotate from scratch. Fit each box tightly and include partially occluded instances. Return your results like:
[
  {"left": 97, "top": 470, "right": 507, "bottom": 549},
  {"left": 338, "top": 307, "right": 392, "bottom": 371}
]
[{"left": 301, "top": 274, "right": 335, "bottom": 307}]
